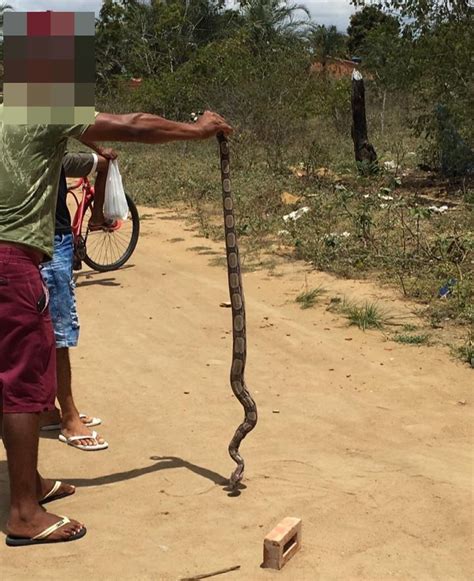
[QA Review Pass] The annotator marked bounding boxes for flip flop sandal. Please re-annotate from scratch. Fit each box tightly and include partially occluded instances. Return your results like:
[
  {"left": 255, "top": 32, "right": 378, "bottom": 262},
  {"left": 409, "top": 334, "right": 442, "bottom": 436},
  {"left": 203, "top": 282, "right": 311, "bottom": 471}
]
[
  {"left": 41, "top": 413, "right": 102, "bottom": 432},
  {"left": 39, "top": 481, "right": 76, "bottom": 506},
  {"left": 6, "top": 516, "right": 87, "bottom": 547},
  {"left": 59, "top": 430, "right": 109, "bottom": 451}
]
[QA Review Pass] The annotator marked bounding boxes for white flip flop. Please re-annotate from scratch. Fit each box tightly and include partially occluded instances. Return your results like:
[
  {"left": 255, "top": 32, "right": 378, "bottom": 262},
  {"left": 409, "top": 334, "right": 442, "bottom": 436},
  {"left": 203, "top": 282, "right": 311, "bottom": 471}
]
[
  {"left": 58, "top": 430, "right": 109, "bottom": 451},
  {"left": 41, "top": 413, "right": 102, "bottom": 432}
]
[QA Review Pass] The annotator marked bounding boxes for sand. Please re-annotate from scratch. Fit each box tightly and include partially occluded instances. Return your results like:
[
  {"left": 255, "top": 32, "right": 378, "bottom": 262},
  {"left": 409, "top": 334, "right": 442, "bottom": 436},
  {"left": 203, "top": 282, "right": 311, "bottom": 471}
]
[{"left": 1, "top": 207, "right": 472, "bottom": 580}]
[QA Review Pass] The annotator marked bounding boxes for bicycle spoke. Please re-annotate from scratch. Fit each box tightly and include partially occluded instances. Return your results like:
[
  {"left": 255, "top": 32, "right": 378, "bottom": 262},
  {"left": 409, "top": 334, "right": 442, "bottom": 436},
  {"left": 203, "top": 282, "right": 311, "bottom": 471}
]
[{"left": 81, "top": 195, "right": 138, "bottom": 270}]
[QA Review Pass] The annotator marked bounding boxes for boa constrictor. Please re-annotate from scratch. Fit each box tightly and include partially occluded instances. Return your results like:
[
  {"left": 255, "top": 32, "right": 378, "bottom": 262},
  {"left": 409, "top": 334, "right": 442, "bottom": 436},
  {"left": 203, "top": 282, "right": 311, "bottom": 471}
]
[{"left": 217, "top": 133, "right": 258, "bottom": 489}]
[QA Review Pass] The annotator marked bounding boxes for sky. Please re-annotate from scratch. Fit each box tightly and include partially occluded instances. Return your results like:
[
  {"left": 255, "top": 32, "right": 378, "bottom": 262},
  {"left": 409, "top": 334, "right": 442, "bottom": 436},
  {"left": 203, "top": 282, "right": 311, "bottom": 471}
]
[{"left": 11, "top": 1, "right": 357, "bottom": 32}]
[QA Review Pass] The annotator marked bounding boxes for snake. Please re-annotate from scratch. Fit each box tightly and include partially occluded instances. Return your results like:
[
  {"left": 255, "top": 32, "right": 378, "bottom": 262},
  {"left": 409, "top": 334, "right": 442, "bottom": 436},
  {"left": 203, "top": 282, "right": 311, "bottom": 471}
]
[{"left": 217, "top": 133, "right": 258, "bottom": 489}]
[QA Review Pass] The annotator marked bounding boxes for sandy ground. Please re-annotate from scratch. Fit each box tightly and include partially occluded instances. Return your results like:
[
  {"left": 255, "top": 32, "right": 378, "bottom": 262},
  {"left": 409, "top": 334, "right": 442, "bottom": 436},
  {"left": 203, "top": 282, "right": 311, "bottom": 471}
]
[{"left": 1, "top": 207, "right": 472, "bottom": 580}]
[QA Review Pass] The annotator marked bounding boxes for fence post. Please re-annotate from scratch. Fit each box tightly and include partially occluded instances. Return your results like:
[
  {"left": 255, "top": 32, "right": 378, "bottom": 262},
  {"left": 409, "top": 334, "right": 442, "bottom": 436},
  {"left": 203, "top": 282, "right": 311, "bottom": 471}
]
[{"left": 351, "top": 69, "right": 377, "bottom": 172}]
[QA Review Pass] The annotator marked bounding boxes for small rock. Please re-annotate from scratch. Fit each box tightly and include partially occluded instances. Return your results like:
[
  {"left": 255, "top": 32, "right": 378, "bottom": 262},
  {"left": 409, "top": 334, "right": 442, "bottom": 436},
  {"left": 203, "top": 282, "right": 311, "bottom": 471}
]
[
  {"left": 272, "top": 409, "right": 280, "bottom": 414},
  {"left": 457, "top": 400, "right": 467, "bottom": 406}
]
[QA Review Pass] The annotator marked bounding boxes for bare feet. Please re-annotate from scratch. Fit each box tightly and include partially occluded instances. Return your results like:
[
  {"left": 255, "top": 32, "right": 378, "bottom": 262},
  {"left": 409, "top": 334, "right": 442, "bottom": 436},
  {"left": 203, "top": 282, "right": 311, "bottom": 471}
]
[
  {"left": 61, "top": 414, "right": 107, "bottom": 448},
  {"left": 40, "top": 409, "right": 107, "bottom": 448},
  {"left": 7, "top": 506, "right": 84, "bottom": 542},
  {"left": 88, "top": 219, "right": 119, "bottom": 232},
  {"left": 40, "top": 408, "right": 99, "bottom": 429}
]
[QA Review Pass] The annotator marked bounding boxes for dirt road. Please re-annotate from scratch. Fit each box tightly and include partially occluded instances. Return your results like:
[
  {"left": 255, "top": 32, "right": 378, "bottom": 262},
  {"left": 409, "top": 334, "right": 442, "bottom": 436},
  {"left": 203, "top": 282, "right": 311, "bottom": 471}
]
[{"left": 1, "top": 207, "right": 472, "bottom": 580}]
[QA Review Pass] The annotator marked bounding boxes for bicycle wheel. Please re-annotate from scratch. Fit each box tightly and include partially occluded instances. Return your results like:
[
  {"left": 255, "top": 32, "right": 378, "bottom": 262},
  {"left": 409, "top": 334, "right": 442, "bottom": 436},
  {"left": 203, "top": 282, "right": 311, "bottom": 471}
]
[{"left": 81, "top": 193, "right": 140, "bottom": 272}]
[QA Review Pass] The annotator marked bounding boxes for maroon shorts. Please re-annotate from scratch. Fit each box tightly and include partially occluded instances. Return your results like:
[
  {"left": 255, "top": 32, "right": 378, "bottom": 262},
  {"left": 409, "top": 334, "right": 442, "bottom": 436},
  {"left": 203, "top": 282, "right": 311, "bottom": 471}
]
[{"left": 0, "top": 244, "right": 57, "bottom": 413}]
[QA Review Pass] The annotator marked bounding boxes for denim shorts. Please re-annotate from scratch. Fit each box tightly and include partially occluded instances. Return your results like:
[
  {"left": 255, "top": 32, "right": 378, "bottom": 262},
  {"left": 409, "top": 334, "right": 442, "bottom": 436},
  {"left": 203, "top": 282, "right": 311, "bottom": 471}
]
[{"left": 40, "top": 233, "right": 80, "bottom": 348}]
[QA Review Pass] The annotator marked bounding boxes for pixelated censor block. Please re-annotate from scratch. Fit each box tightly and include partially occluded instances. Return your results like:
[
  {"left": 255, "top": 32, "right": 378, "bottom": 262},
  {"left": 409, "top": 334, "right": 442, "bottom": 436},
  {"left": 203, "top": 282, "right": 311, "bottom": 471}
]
[
  {"left": 2, "top": 11, "right": 95, "bottom": 125},
  {"left": 263, "top": 516, "right": 302, "bottom": 570}
]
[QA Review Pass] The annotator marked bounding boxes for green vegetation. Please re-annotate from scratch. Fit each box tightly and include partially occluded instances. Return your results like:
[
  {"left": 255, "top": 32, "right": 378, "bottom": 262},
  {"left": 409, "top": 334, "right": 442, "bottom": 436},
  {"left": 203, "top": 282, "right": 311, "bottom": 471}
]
[
  {"left": 340, "top": 300, "right": 391, "bottom": 331},
  {"left": 295, "top": 286, "right": 327, "bottom": 309},
  {"left": 326, "top": 296, "right": 393, "bottom": 330},
  {"left": 3, "top": 1, "right": 470, "bottom": 360},
  {"left": 455, "top": 331, "right": 474, "bottom": 366},
  {"left": 393, "top": 333, "right": 429, "bottom": 345}
]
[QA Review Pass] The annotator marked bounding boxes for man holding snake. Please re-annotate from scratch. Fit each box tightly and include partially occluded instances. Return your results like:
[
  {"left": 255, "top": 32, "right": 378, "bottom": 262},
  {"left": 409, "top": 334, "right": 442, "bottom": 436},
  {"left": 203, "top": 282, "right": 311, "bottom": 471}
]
[{"left": 0, "top": 108, "right": 232, "bottom": 546}]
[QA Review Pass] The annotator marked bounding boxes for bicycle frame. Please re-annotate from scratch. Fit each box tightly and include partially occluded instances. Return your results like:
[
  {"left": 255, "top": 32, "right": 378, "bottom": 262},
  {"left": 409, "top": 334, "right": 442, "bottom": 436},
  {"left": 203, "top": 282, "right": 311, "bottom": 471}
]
[
  {"left": 67, "top": 175, "right": 139, "bottom": 272},
  {"left": 67, "top": 177, "right": 95, "bottom": 242}
]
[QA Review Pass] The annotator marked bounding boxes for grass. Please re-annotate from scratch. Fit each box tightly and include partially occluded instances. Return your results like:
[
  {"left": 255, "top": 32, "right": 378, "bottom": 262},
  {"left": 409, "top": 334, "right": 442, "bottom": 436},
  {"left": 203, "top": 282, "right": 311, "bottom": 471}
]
[
  {"left": 393, "top": 333, "right": 429, "bottom": 345},
  {"left": 88, "top": 102, "right": 472, "bottom": 359},
  {"left": 455, "top": 331, "right": 474, "bottom": 367},
  {"left": 295, "top": 286, "right": 327, "bottom": 309},
  {"left": 341, "top": 300, "right": 391, "bottom": 331}
]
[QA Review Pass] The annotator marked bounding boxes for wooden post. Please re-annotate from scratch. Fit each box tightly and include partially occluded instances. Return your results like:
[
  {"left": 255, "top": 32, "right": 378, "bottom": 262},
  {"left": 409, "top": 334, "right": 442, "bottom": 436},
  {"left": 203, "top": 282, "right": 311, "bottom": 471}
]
[{"left": 351, "top": 69, "right": 377, "bottom": 171}]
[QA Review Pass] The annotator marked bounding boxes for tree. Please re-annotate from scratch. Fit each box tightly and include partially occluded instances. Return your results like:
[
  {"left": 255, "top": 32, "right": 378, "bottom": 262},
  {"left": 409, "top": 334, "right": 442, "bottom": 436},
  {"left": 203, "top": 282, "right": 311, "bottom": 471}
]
[
  {"left": 0, "top": 2, "right": 13, "bottom": 27},
  {"left": 95, "top": 0, "right": 240, "bottom": 84},
  {"left": 351, "top": 1, "right": 472, "bottom": 29},
  {"left": 347, "top": 4, "right": 399, "bottom": 56},
  {"left": 0, "top": 3, "right": 14, "bottom": 87},
  {"left": 309, "top": 24, "right": 347, "bottom": 65},
  {"left": 240, "top": 0, "right": 311, "bottom": 43},
  {"left": 351, "top": 0, "right": 473, "bottom": 175}
]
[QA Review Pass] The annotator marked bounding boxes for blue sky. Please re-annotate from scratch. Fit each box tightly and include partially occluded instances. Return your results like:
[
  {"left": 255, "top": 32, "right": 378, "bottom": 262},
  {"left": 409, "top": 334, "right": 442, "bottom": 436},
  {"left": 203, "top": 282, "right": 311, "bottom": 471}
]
[{"left": 11, "top": 1, "right": 357, "bottom": 32}]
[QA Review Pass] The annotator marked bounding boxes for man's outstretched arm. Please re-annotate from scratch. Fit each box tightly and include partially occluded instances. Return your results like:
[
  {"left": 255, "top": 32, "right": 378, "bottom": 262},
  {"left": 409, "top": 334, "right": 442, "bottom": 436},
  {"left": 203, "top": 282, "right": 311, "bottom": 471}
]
[{"left": 81, "top": 110, "right": 232, "bottom": 144}]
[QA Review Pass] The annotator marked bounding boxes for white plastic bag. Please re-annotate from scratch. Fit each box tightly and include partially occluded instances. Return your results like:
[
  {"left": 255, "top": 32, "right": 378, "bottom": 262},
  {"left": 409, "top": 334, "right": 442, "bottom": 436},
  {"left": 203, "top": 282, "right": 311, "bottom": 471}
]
[{"left": 103, "top": 159, "right": 128, "bottom": 221}]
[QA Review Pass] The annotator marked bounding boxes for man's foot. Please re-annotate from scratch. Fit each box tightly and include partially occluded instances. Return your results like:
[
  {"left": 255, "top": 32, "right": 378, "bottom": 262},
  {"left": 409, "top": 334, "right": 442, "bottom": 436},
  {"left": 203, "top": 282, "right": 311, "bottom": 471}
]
[
  {"left": 38, "top": 479, "right": 75, "bottom": 505},
  {"left": 60, "top": 414, "right": 108, "bottom": 449},
  {"left": 6, "top": 507, "right": 85, "bottom": 544},
  {"left": 40, "top": 409, "right": 102, "bottom": 431},
  {"left": 88, "top": 219, "right": 119, "bottom": 232}
]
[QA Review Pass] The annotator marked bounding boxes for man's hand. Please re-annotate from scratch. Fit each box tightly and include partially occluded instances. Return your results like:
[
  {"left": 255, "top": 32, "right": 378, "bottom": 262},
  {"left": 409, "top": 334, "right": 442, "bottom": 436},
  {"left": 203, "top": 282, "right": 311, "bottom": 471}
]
[
  {"left": 98, "top": 147, "right": 118, "bottom": 160},
  {"left": 194, "top": 111, "right": 233, "bottom": 139}
]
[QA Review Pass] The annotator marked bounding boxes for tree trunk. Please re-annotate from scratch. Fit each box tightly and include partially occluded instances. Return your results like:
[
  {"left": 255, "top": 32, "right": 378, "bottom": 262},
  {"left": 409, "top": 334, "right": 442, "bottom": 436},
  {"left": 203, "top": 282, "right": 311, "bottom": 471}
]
[{"left": 351, "top": 70, "right": 377, "bottom": 170}]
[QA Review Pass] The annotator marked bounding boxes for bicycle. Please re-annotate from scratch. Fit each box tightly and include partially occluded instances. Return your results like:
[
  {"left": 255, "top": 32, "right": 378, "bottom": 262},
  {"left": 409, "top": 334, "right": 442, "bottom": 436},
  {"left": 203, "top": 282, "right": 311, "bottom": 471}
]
[{"left": 67, "top": 176, "right": 140, "bottom": 272}]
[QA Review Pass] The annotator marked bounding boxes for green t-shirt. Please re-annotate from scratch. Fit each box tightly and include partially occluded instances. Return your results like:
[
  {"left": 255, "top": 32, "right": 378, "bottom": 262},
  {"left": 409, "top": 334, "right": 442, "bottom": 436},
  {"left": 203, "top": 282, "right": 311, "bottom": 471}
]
[{"left": 0, "top": 106, "right": 92, "bottom": 257}]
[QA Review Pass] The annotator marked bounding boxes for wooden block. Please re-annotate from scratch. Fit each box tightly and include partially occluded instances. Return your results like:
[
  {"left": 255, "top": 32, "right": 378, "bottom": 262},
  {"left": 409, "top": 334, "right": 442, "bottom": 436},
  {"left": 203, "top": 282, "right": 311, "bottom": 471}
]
[{"left": 263, "top": 517, "right": 302, "bottom": 570}]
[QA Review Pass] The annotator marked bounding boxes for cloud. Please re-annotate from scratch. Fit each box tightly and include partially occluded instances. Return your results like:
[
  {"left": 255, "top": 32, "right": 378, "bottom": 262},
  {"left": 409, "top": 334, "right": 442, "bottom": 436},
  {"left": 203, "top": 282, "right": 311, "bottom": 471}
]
[
  {"left": 305, "top": 1, "right": 356, "bottom": 31},
  {"left": 12, "top": 1, "right": 103, "bottom": 14}
]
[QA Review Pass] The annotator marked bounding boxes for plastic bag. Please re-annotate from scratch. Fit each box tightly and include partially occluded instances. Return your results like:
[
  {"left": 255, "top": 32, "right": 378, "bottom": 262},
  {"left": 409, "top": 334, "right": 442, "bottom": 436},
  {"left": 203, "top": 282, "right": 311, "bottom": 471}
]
[{"left": 103, "top": 159, "right": 128, "bottom": 221}]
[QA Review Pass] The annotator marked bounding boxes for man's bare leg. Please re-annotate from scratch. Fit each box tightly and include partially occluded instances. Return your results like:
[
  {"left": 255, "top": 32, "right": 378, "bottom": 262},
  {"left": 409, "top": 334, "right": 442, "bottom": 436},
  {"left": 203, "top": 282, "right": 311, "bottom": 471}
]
[
  {"left": 54, "top": 348, "right": 106, "bottom": 447},
  {"left": 2, "top": 410, "right": 83, "bottom": 540}
]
